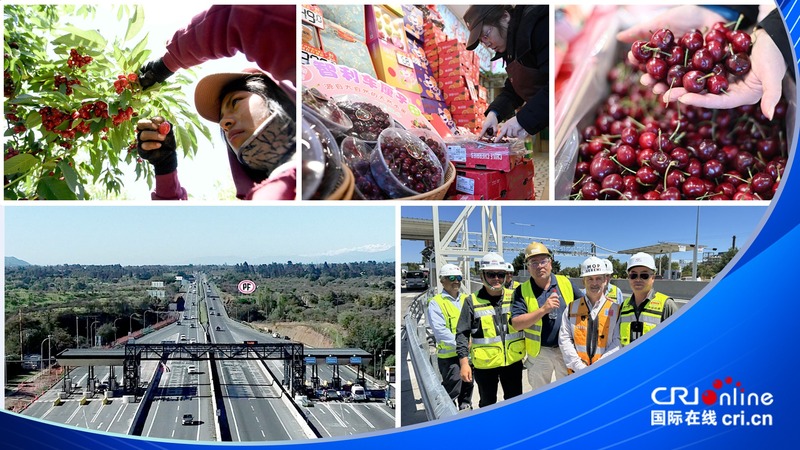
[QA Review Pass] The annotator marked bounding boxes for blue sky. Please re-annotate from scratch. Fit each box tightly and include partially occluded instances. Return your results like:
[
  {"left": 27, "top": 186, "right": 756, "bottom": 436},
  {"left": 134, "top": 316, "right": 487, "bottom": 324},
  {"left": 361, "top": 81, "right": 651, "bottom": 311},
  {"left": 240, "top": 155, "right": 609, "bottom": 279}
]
[
  {"left": 4, "top": 206, "right": 395, "bottom": 265},
  {"left": 401, "top": 205, "right": 769, "bottom": 269}
]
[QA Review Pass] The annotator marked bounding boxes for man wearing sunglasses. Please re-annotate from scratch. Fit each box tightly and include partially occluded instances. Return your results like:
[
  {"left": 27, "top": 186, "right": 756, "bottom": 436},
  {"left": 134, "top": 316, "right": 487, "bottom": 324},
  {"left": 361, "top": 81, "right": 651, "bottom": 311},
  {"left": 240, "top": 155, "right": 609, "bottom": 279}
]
[
  {"left": 456, "top": 252, "right": 525, "bottom": 407},
  {"left": 427, "top": 264, "right": 474, "bottom": 411},
  {"left": 619, "top": 253, "right": 678, "bottom": 346},
  {"left": 510, "top": 242, "right": 582, "bottom": 390},
  {"left": 559, "top": 257, "right": 620, "bottom": 373}
]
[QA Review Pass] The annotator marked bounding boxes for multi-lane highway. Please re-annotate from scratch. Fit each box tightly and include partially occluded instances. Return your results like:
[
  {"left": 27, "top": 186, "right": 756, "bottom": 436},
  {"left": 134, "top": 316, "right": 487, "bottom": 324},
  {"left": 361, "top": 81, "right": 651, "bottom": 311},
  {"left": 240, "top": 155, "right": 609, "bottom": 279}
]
[{"left": 19, "top": 274, "right": 396, "bottom": 441}]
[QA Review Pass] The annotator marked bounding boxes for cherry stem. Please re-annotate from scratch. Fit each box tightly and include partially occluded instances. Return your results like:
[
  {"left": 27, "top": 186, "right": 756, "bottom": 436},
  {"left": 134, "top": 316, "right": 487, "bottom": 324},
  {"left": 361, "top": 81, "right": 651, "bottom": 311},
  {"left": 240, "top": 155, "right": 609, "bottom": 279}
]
[
  {"left": 733, "top": 14, "right": 744, "bottom": 32},
  {"left": 662, "top": 161, "right": 677, "bottom": 191},
  {"left": 627, "top": 116, "right": 646, "bottom": 130},
  {"left": 571, "top": 174, "right": 586, "bottom": 189},
  {"left": 610, "top": 156, "right": 637, "bottom": 174},
  {"left": 669, "top": 116, "right": 681, "bottom": 141},
  {"left": 599, "top": 187, "right": 629, "bottom": 200}
]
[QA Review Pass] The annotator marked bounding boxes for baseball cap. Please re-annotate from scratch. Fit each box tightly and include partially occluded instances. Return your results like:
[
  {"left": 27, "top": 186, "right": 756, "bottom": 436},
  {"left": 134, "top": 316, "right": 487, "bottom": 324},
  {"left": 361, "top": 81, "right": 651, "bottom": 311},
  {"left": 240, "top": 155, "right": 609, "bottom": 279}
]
[
  {"left": 463, "top": 6, "right": 495, "bottom": 51},
  {"left": 194, "top": 68, "right": 264, "bottom": 123}
]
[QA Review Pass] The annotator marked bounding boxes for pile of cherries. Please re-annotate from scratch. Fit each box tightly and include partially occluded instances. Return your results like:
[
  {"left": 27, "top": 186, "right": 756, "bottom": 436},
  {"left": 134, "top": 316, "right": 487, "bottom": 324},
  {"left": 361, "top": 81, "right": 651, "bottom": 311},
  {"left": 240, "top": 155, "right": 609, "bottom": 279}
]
[
  {"left": 632, "top": 22, "right": 752, "bottom": 94},
  {"left": 573, "top": 59, "right": 787, "bottom": 201},
  {"left": 336, "top": 100, "right": 392, "bottom": 141},
  {"left": 419, "top": 136, "right": 448, "bottom": 169},
  {"left": 340, "top": 138, "right": 387, "bottom": 200},
  {"left": 376, "top": 132, "right": 443, "bottom": 195}
]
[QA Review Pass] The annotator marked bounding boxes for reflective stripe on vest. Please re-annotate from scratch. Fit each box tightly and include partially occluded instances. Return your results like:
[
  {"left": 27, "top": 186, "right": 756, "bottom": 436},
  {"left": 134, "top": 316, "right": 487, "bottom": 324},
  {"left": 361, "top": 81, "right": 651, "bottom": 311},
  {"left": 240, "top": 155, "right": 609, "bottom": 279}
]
[
  {"left": 568, "top": 296, "right": 615, "bottom": 366},
  {"left": 607, "top": 284, "right": 619, "bottom": 303},
  {"left": 430, "top": 293, "right": 466, "bottom": 359},
  {"left": 470, "top": 292, "right": 525, "bottom": 369},
  {"left": 520, "top": 275, "right": 575, "bottom": 358},
  {"left": 619, "top": 292, "right": 669, "bottom": 346}
]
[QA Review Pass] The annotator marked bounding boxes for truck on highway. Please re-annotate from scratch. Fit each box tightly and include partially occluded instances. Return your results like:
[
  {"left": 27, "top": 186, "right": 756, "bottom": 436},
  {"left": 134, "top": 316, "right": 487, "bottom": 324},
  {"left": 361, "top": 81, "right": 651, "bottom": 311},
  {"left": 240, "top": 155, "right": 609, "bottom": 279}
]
[{"left": 351, "top": 384, "right": 367, "bottom": 402}]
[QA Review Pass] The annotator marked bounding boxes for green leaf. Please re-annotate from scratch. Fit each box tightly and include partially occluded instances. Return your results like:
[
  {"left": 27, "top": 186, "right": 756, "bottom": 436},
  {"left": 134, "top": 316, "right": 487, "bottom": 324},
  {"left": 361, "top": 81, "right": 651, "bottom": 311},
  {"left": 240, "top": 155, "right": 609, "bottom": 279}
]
[
  {"left": 4, "top": 153, "right": 38, "bottom": 175},
  {"left": 10, "top": 93, "right": 40, "bottom": 106},
  {"left": 59, "top": 26, "right": 106, "bottom": 48},
  {"left": 124, "top": 5, "right": 144, "bottom": 42},
  {"left": 25, "top": 111, "right": 42, "bottom": 129},
  {"left": 128, "top": 33, "right": 149, "bottom": 66},
  {"left": 37, "top": 176, "right": 77, "bottom": 200},
  {"left": 177, "top": 125, "right": 192, "bottom": 156},
  {"left": 57, "top": 160, "right": 82, "bottom": 195}
]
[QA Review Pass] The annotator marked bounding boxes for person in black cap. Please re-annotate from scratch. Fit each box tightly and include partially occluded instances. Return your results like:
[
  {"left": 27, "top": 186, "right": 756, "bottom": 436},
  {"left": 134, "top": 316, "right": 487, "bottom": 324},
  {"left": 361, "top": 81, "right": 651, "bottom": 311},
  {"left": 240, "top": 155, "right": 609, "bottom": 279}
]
[{"left": 463, "top": 5, "right": 548, "bottom": 142}]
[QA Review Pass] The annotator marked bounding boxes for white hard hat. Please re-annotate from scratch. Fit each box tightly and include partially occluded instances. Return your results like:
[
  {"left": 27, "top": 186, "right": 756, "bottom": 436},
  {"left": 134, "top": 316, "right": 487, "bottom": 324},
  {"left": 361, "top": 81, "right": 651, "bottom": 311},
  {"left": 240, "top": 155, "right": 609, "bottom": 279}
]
[
  {"left": 580, "top": 256, "right": 606, "bottom": 277},
  {"left": 627, "top": 252, "right": 656, "bottom": 271},
  {"left": 479, "top": 252, "right": 506, "bottom": 271},
  {"left": 601, "top": 259, "right": 613, "bottom": 275},
  {"left": 505, "top": 262, "right": 514, "bottom": 273},
  {"left": 440, "top": 264, "right": 462, "bottom": 277}
]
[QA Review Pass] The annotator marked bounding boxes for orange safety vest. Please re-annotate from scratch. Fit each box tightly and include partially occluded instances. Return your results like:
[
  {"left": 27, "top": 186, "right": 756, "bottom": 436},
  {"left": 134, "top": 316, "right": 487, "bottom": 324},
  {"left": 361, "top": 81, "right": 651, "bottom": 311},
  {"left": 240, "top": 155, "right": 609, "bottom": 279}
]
[{"left": 567, "top": 296, "right": 616, "bottom": 368}]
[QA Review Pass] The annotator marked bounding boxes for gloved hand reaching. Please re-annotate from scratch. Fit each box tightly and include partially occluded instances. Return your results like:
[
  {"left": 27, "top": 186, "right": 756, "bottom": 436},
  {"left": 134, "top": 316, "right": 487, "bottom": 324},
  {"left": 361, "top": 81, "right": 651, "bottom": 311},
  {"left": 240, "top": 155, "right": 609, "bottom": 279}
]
[
  {"left": 137, "top": 117, "right": 178, "bottom": 175},
  {"left": 138, "top": 58, "right": 175, "bottom": 90}
]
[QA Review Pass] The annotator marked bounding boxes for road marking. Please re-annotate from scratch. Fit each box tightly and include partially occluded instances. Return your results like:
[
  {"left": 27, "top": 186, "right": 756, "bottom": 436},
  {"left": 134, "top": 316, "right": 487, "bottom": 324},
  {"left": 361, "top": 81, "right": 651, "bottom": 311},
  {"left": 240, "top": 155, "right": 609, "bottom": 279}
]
[
  {"left": 261, "top": 430, "right": 266, "bottom": 438},
  {"left": 349, "top": 404, "right": 375, "bottom": 428},
  {"left": 106, "top": 403, "right": 125, "bottom": 432},
  {"left": 67, "top": 403, "right": 81, "bottom": 424},
  {"left": 144, "top": 398, "right": 161, "bottom": 436},
  {"left": 319, "top": 403, "right": 347, "bottom": 427},
  {"left": 91, "top": 403, "right": 103, "bottom": 423},
  {"left": 305, "top": 408, "right": 332, "bottom": 436},
  {"left": 373, "top": 403, "right": 396, "bottom": 420}
]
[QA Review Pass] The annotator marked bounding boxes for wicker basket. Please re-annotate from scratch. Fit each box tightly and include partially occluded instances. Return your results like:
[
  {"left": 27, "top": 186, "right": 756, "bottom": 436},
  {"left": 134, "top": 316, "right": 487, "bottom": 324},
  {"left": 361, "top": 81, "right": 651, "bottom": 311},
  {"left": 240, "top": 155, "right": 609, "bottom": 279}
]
[
  {"left": 399, "top": 162, "right": 456, "bottom": 200},
  {"left": 324, "top": 164, "right": 355, "bottom": 200}
]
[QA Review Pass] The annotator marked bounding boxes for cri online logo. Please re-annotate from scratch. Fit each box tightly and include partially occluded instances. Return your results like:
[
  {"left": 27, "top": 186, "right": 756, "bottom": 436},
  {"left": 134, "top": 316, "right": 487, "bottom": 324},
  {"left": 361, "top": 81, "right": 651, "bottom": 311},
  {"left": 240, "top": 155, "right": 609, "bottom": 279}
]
[{"left": 652, "top": 376, "right": 774, "bottom": 406}]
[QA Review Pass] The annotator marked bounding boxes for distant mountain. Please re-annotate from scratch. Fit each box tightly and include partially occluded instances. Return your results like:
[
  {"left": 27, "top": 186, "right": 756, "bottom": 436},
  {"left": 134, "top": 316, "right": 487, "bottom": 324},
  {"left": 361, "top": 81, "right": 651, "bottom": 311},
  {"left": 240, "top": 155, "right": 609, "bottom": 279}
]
[
  {"left": 5, "top": 256, "right": 31, "bottom": 267},
  {"left": 176, "top": 247, "right": 395, "bottom": 266}
]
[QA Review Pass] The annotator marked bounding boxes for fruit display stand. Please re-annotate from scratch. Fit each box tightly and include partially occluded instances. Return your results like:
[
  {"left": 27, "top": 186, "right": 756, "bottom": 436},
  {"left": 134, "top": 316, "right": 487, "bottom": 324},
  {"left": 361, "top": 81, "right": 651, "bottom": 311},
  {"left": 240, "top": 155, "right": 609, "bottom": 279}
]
[
  {"left": 301, "top": 5, "right": 537, "bottom": 200},
  {"left": 554, "top": 5, "right": 795, "bottom": 201}
]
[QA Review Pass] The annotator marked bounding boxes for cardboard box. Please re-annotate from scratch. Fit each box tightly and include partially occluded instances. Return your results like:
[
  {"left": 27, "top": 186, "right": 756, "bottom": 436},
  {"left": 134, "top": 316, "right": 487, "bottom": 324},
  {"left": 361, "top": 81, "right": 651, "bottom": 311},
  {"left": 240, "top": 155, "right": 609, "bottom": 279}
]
[
  {"left": 317, "top": 5, "right": 366, "bottom": 40},
  {"left": 449, "top": 160, "right": 535, "bottom": 200},
  {"left": 365, "top": 5, "right": 409, "bottom": 53},
  {"left": 318, "top": 21, "right": 377, "bottom": 78},
  {"left": 443, "top": 90, "right": 473, "bottom": 104},
  {"left": 502, "top": 159, "right": 535, "bottom": 200},
  {"left": 451, "top": 167, "right": 507, "bottom": 199},
  {"left": 416, "top": 66, "right": 443, "bottom": 101},
  {"left": 450, "top": 100, "right": 480, "bottom": 115},
  {"left": 438, "top": 75, "right": 467, "bottom": 92},
  {"left": 446, "top": 140, "right": 526, "bottom": 172},
  {"left": 367, "top": 39, "right": 422, "bottom": 93},
  {"left": 402, "top": 5, "right": 424, "bottom": 41}
]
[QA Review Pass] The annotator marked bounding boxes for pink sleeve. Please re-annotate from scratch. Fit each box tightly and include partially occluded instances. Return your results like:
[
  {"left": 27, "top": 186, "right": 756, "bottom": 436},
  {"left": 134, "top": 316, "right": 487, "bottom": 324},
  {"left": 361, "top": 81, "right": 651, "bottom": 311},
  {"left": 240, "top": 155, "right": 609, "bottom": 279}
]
[
  {"left": 161, "top": 5, "right": 296, "bottom": 82},
  {"left": 151, "top": 171, "right": 188, "bottom": 200},
  {"left": 246, "top": 167, "right": 297, "bottom": 201}
]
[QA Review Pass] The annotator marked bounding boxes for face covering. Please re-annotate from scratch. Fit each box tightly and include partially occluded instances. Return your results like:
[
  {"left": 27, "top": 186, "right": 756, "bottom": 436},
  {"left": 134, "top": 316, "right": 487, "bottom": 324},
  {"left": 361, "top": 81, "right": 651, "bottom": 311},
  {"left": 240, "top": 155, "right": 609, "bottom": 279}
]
[{"left": 230, "top": 105, "right": 296, "bottom": 175}]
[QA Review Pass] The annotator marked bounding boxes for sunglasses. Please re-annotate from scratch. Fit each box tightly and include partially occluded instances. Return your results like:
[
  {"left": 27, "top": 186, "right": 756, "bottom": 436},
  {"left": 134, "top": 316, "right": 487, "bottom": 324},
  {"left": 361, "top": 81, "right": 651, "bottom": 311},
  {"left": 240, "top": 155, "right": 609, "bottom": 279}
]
[
  {"left": 628, "top": 272, "right": 652, "bottom": 280},
  {"left": 445, "top": 275, "right": 463, "bottom": 282},
  {"left": 484, "top": 272, "right": 506, "bottom": 279}
]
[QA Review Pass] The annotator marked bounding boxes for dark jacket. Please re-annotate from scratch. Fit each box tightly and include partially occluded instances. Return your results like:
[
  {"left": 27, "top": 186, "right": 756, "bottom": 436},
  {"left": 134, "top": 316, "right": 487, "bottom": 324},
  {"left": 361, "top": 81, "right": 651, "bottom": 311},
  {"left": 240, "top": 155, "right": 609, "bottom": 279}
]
[{"left": 486, "top": 5, "right": 548, "bottom": 135}]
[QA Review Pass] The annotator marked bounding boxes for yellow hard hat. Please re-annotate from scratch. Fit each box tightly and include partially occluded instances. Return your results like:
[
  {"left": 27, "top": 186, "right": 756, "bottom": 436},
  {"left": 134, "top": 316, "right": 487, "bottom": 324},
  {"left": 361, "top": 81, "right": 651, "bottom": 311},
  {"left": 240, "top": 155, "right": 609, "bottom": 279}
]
[{"left": 524, "top": 242, "right": 550, "bottom": 260}]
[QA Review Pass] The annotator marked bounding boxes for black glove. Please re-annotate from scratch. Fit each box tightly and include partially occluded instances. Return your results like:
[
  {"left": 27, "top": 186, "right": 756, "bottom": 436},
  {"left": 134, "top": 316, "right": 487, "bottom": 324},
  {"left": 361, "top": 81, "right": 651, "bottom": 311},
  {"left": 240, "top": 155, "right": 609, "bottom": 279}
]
[
  {"left": 137, "top": 121, "right": 178, "bottom": 175},
  {"left": 138, "top": 58, "right": 175, "bottom": 90}
]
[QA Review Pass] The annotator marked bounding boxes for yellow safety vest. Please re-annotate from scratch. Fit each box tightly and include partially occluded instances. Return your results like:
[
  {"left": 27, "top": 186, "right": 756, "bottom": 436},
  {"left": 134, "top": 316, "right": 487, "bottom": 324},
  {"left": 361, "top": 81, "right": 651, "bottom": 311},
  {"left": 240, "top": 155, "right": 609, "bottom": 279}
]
[
  {"left": 520, "top": 275, "right": 575, "bottom": 358},
  {"left": 503, "top": 280, "right": 521, "bottom": 302},
  {"left": 568, "top": 296, "right": 616, "bottom": 367},
  {"left": 607, "top": 284, "right": 621, "bottom": 303},
  {"left": 619, "top": 292, "right": 669, "bottom": 346},
  {"left": 430, "top": 293, "right": 467, "bottom": 359},
  {"left": 470, "top": 291, "right": 525, "bottom": 369}
]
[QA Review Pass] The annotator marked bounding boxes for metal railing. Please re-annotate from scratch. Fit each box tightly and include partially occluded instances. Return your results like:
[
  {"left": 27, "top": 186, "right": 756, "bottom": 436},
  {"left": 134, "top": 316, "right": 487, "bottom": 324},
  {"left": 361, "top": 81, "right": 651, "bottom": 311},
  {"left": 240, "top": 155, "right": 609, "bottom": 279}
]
[{"left": 402, "top": 289, "right": 458, "bottom": 421}]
